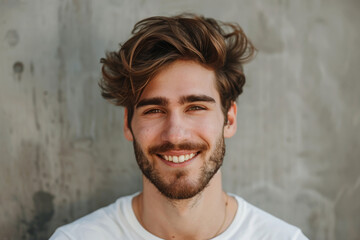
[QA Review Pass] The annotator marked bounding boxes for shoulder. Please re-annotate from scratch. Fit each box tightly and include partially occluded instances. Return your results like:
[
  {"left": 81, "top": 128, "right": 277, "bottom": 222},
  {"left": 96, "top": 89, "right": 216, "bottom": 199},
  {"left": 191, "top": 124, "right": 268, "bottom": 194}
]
[
  {"left": 49, "top": 194, "right": 135, "bottom": 240},
  {"left": 224, "top": 194, "right": 309, "bottom": 240}
]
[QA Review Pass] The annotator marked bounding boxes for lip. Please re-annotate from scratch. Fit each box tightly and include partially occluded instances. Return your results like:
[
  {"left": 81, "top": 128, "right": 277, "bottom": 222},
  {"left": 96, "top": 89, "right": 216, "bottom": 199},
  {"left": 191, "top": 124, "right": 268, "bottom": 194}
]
[
  {"left": 159, "top": 150, "right": 197, "bottom": 156},
  {"left": 156, "top": 151, "right": 199, "bottom": 167}
]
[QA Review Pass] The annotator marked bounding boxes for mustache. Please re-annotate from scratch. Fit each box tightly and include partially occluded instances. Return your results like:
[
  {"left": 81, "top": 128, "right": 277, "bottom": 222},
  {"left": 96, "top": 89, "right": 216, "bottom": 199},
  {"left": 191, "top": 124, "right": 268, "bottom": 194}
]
[{"left": 148, "top": 141, "right": 208, "bottom": 154}]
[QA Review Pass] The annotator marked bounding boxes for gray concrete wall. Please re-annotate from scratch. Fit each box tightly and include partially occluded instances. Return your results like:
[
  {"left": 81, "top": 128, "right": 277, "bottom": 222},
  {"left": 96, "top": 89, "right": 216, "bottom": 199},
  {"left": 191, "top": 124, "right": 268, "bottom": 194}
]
[{"left": 0, "top": 0, "right": 359, "bottom": 239}]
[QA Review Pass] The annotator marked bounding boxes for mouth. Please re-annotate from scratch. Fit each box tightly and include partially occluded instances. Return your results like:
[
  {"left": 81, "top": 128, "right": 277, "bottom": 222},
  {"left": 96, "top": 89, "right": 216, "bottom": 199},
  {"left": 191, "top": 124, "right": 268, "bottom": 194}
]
[{"left": 156, "top": 151, "right": 200, "bottom": 163}]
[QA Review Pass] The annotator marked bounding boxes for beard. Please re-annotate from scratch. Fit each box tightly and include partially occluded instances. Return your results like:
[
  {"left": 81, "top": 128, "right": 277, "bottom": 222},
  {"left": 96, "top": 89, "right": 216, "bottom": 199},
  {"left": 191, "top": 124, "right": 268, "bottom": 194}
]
[{"left": 133, "top": 135, "right": 225, "bottom": 200}]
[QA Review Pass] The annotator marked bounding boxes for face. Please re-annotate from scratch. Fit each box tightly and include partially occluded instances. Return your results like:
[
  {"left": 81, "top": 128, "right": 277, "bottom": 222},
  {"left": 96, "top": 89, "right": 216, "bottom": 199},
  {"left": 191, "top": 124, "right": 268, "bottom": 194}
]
[{"left": 124, "top": 60, "right": 237, "bottom": 199}]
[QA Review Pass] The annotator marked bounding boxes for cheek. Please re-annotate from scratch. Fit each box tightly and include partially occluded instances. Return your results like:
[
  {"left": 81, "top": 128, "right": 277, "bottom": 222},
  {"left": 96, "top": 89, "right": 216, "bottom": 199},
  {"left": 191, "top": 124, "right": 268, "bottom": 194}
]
[
  {"left": 192, "top": 115, "right": 224, "bottom": 139},
  {"left": 132, "top": 124, "right": 159, "bottom": 146}
]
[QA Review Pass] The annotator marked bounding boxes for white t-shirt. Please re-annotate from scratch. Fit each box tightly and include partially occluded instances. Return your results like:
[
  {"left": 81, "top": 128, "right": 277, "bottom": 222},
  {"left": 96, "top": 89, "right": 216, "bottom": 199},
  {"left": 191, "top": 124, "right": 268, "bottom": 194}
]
[{"left": 50, "top": 193, "right": 308, "bottom": 240}]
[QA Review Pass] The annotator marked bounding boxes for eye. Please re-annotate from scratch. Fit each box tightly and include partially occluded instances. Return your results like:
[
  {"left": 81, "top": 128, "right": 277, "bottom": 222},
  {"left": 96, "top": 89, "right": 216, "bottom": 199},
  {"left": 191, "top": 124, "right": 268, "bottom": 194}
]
[
  {"left": 187, "top": 105, "right": 206, "bottom": 111},
  {"left": 143, "top": 108, "right": 164, "bottom": 115}
]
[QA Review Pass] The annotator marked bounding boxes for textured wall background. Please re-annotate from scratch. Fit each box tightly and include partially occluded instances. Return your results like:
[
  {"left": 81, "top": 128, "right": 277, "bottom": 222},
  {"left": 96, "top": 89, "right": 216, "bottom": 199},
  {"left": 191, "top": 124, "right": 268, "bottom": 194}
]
[{"left": 1, "top": 0, "right": 359, "bottom": 239}]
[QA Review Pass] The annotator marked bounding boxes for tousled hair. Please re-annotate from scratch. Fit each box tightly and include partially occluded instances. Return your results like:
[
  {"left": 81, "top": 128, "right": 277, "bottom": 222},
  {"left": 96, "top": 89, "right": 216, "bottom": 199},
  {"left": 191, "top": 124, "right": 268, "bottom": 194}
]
[{"left": 99, "top": 13, "right": 256, "bottom": 124}]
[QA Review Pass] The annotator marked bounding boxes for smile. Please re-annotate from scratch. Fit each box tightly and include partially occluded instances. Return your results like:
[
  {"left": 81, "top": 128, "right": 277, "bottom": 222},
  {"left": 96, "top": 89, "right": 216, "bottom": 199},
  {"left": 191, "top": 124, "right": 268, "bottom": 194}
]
[{"left": 158, "top": 152, "right": 198, "bottom": 163}]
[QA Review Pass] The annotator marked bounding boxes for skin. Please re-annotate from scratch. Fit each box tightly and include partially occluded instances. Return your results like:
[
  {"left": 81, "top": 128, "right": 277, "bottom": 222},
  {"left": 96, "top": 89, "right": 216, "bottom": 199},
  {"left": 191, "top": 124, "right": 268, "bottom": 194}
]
[{"left": 124, "top": 60, "right": 238, "bottom": 239}]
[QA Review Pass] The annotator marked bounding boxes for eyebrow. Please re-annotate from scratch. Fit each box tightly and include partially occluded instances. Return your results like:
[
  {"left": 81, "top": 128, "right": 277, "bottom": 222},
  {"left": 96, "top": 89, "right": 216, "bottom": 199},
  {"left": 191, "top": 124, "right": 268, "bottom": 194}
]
[
  {"left": 135, "top": 94, "right": 216, "bottom": 109},
  {"left": 179, "top": 94, "right": 216, "bottom": 104},
  {"left": 136, "top": 97, "right": 168, "bottom": 109}
]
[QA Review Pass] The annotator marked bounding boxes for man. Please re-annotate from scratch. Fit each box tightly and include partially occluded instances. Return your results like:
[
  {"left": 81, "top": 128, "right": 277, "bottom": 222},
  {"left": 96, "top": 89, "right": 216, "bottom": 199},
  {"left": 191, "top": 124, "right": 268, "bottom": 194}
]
[{"left": 51, "top": 14, "right": 308, "bottom": 239}]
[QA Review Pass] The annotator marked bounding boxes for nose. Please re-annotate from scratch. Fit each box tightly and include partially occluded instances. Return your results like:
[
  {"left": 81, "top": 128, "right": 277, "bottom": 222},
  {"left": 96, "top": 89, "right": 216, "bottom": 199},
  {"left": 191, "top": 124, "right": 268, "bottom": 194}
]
[{"left": 161, "top": 112, "right": 190, "bottom": 144}]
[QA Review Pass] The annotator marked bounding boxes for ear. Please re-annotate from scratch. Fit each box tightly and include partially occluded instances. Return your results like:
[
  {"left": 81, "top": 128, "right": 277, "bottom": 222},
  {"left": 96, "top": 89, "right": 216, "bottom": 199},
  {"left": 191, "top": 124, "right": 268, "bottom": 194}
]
[
  {"left": 224, "top": 101, "right": 237, "bottom": 138},
  {"left": 124, "top": 108, "right": 134, "bottom": 141}
]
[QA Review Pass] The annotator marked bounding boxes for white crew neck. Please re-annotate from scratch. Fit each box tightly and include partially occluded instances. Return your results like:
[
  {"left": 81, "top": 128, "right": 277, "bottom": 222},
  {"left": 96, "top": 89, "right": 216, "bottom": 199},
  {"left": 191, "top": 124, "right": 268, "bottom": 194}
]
[{"left": 122, "top": 192, "right": 242, "bottom": 240}]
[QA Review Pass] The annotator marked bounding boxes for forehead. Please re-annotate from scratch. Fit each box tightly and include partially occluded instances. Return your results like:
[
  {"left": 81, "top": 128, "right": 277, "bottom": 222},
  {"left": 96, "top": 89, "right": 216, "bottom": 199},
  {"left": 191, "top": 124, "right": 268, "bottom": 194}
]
[{"left": 138, "top": 60, "right": 220, "bottom": 102}]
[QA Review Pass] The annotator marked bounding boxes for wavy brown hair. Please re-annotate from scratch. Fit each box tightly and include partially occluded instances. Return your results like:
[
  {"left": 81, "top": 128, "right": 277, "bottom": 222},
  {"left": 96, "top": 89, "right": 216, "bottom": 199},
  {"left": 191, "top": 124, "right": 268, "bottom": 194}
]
[{"left": 100, "top": 13, "right": 255, "bottom": 124}]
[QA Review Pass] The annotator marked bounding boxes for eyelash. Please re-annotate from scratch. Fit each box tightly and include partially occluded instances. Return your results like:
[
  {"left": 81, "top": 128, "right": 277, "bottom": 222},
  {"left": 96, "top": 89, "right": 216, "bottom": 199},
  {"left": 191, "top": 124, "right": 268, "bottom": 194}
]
[
  {"left": 144, "top": 108, "right": 164, "bottom": 115},
  {"left": 187, "top": 105, "right": 206, "bottom": 111},
  {"left": 143, "top": 105, "right": 207, "bottom": 115}
]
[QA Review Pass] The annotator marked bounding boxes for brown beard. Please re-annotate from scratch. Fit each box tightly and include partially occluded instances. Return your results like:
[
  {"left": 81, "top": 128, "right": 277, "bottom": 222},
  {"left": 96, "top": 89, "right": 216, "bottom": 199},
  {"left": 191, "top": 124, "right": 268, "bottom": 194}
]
[{"left": 132, "top": 136, "right": 225, "bottom": 200}]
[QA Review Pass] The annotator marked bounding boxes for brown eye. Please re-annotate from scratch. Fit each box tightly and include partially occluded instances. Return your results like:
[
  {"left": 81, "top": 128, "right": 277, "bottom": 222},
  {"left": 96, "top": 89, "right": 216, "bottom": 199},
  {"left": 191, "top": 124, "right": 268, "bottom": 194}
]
[
  {"left": 188, "top": 105, "right": 206, "bottom": 111},
  {"left": 144, "top": 109, "right": 164, "bottom": 114}
]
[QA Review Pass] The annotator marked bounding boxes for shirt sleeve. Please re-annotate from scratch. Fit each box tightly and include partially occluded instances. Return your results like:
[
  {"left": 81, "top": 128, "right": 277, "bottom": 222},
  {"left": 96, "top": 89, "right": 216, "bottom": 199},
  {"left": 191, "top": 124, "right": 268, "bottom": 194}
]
[
  {"left": 49, "top": 228, "right": 73, "bottom": 240},
  {"left": 293, "top": 229, "right": 310, "bottom": 240}
]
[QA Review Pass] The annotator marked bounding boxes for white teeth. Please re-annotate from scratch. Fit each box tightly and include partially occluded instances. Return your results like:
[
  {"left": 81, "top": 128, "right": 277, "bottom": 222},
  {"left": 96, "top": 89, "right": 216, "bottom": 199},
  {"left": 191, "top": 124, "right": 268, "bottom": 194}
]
[{"left": 161, "top": 153, "right": 197, "bottom": 163}]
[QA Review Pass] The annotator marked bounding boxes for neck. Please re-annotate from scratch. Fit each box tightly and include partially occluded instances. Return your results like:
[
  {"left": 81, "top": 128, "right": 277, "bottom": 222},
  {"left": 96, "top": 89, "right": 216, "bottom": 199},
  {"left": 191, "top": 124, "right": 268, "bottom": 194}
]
[{"left": 132, "top": 171, "right": 237, "bottom": 240}]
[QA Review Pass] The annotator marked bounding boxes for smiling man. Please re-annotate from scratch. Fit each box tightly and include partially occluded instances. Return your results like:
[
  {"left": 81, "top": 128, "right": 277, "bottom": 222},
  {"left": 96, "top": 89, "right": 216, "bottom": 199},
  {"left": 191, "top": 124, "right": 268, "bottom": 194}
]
[{"left": 51, "top": 14, "right": 308, "bottom": 240}]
